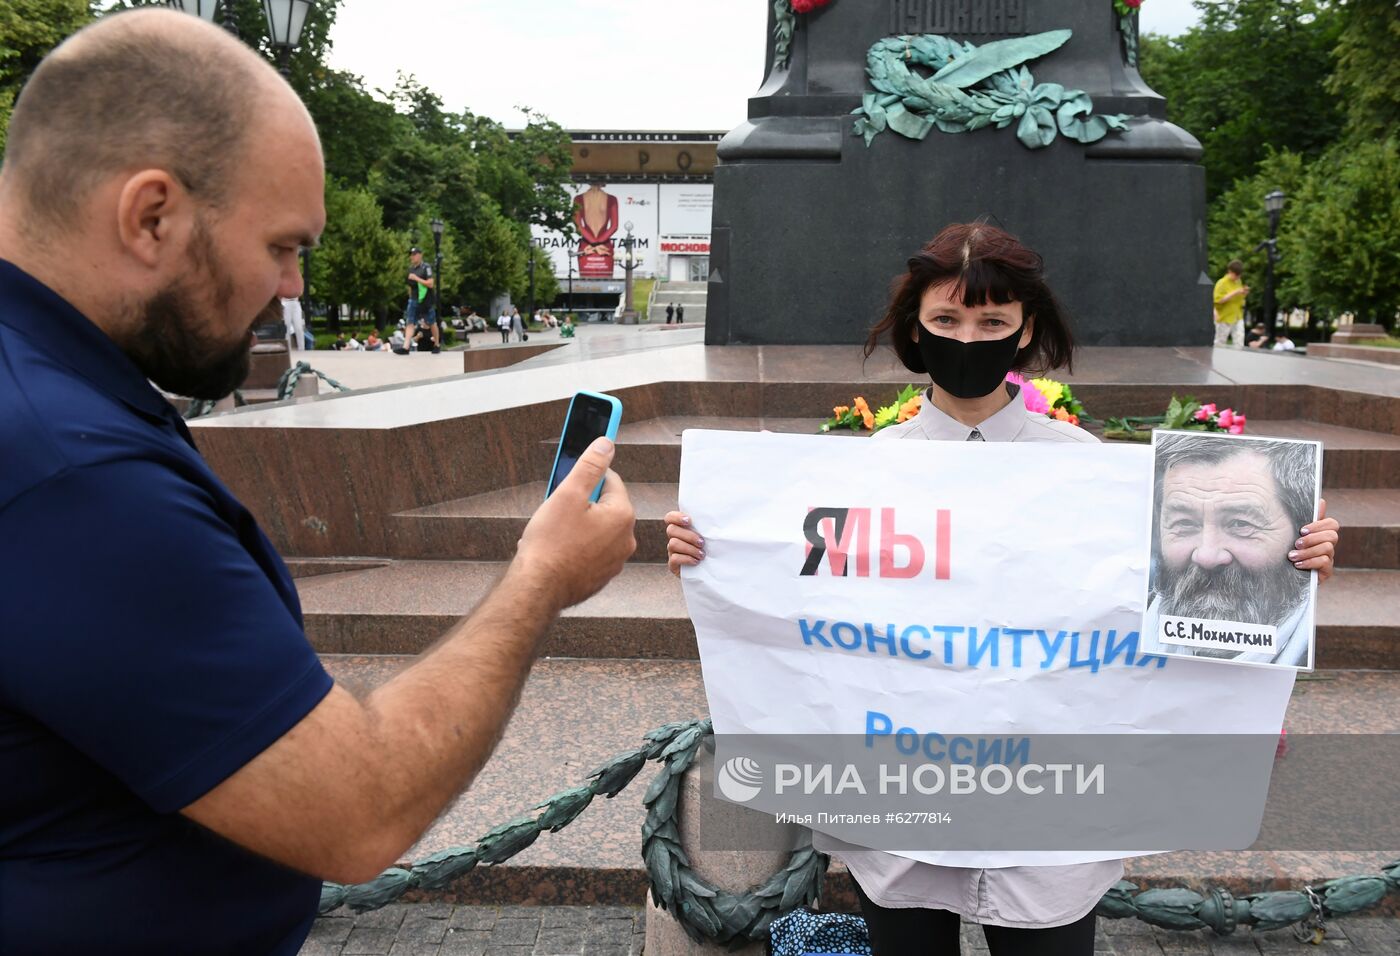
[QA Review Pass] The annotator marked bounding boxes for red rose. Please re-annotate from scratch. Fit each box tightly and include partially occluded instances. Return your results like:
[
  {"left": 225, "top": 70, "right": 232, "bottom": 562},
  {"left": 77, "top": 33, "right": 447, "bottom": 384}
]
[
  {"left": 791, "top": 0, "right": 814, "bottom": 11},
  {"left": 1124, "top": 0, "right": 1143, "bottom": 6}
]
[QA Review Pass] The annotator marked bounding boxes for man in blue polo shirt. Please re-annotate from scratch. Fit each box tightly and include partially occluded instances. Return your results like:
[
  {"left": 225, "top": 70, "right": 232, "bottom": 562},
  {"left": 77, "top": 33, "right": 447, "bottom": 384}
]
[{"left": 0, "top": 11, "right": 636, "bottom": 955}]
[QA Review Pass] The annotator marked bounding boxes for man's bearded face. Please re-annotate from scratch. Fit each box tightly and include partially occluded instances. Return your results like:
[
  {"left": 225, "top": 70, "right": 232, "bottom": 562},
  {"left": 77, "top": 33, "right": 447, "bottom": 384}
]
[
  {"left": 1155, "top": 452, "right": 1308, "bottom": 625},
  {"left": 124, "top": 219, "right": 279, "bottom": 401}
]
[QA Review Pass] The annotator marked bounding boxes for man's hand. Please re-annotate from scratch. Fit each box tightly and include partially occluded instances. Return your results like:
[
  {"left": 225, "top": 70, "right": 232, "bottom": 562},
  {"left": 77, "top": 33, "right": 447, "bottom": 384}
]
[
  {"left": 665, "top": 510, "right": 704, "bottom": 577},
  {"left": 517, "top": 437, "right": 636, "bottom": 607},
  {"left": 1290, "top": 497, "right": 1340, "bottom": 584}
]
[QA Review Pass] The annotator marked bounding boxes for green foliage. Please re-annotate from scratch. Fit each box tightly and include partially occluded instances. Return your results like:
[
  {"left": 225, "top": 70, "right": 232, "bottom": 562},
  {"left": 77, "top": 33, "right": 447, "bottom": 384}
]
[
  {"left": 1326, "top": 0, "right": 1400, "bottom": 140},
  {"left": 311, "top": 182, "right": 405, "bottom": 316},
  {"left": 1138, "top": 0, "right": 1344, "bottom": 202},
  {"left": 7, "top": 3, "right": 575, "bottom": 321},
  {"left": 1284, "top": 138, "right": 1400, "bottom": 326},
  {"left": 514, "top": 245, "right": 561, "bottom": 311},
  {"left": 0, "top": 0, "right": 94, "bottom": 151},
  {"left": 1205, "top": 149, "right": 1309, "bottom": 303}
]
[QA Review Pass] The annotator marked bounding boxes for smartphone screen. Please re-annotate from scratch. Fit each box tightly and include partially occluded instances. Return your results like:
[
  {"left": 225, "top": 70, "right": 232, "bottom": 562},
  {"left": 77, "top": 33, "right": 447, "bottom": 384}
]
[{"left": 547, "top": 393, "right": 618, "bottom": 496}]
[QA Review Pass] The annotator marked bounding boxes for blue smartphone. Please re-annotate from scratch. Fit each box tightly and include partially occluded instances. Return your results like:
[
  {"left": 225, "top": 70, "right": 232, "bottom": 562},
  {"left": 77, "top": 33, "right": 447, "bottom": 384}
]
[{"left": 546, "top": 391, "right": 623, "bottom": 502}]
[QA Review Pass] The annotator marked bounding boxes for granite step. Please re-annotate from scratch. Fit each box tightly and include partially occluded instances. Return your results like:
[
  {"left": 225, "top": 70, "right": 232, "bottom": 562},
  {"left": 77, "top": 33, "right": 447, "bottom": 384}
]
[
  {"left": 300, "top": 561, "right": 695, "bottom": 658},
  {"left": 320, "top": 655, "right": 1400, "bottom": 907},
  {"left": 388, "top": 477, "right": 1399, "bottom": 570},
  {"left": 298, "top": 562, "right": 1400, "bottom": 668},
  {"left": 587, "top": 415, "right": 1400, "bottom": 488}
]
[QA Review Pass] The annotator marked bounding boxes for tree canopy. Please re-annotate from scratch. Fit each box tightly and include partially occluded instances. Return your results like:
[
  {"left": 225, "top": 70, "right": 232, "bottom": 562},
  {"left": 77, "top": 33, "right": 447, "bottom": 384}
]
[
  {"left": 0, "top": 0, "right": 575, "bottom": 324},
  {"left": 1142, "top": 0, "right": 1400, "bottom": 327}
]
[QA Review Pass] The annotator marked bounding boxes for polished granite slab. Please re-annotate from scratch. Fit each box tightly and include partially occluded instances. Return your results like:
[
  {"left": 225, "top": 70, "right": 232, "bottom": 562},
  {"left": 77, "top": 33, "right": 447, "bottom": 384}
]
[{"left": 191, "top": 344, "right": 1400, "bottom": 432}]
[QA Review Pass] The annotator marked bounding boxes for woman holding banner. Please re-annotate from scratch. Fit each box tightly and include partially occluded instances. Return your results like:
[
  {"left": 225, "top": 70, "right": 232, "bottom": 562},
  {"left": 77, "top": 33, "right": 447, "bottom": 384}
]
[{"left": 664, "top": 222, "right": 1341, "bottom": 955}]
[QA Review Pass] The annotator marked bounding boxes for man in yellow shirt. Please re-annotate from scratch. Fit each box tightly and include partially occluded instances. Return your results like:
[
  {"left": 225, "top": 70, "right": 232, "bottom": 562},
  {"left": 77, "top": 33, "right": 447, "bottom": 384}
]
[{"left": 1212, "top": 259, "right": 1250, "bottom": 347}]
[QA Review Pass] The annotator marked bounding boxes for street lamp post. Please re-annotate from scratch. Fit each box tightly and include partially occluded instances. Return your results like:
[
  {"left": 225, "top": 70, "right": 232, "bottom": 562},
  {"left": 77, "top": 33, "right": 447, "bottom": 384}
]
[
  {"left": 620, "top": 221, "right": 639, "bottom": 324},
  {"left": 1258, "top": 189, "right": 1285, "bottom": 341},
  {"left": 527, "top": 250, "right": 536, "bottom": 328},
  {"left": 567, "top": 249, "right": 578, "bottom": 317},
  {"left": 263, "top": 0, "right": 313, "bottom": 78},
  {"left": 430, "top": 217, "right": 444, "bottom": 324}
]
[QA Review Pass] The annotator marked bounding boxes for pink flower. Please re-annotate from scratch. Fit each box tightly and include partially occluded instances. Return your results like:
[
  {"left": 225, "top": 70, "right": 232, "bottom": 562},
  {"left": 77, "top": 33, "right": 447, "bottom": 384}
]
[
  {"left": 1194, "top": 408, "right": 1210, "bottom": 422},
  {"left": 1007, "top": 373, "right": 1050, "bottom": 414},
  {"left": 1124, "top": 0, "right": 1142, "bottom": 7},
  {"left": 1228, "top": 423, "right": 1244, "bottom": 435},
  {"left": 1217, "top": 408, "right": 1235, "bottom": 428},
  {"left": 1199, "top": 403, "right": 1217, "bottom": 417},
  {"left": 1234, "top": 413, "right": 1247, "bottom": 430}
]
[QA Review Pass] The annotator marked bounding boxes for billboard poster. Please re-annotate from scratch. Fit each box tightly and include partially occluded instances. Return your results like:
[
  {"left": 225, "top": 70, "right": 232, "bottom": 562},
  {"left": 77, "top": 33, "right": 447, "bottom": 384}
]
[
  {"left": 659, "top": 184, "right": 714, "bottom": 236},
  {"left": 532, "top": 183, "right": 660, "bottom": 280}
]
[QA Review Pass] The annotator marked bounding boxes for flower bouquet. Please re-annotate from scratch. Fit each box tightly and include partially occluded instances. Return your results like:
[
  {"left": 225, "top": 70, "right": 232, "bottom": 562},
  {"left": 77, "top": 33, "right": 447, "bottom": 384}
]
[
  {"left": 819, "top": 384, "right": 922, "bottom": 434},
  {"left": 1104, "top": 397, "right": 1247, "bottom": 442},
  {"left": 1007, "top": 373, "right": 1087, "bottom": 425}
]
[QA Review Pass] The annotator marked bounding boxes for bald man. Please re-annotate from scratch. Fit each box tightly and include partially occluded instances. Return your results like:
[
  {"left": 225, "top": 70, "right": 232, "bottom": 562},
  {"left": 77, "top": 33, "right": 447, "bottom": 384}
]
[{"left": 0, "top": 11, "right": 634, "bottom": 954}]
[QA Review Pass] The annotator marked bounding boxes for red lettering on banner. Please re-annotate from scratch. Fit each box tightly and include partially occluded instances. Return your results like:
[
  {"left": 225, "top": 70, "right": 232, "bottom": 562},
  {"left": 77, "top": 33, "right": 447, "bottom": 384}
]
[
  {"left": 935, "top": 509, "right": 951, "bottom": 580},
  {"left": 880, "top": 508, "right": 926, "bottom": 578}
]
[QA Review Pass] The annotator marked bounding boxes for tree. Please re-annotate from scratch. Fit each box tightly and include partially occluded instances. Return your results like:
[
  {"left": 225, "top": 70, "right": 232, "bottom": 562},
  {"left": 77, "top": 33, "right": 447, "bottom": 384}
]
[
  {"left": 1326, "top": 0, "right": 1400, "bottom": 140},
  {"left": 312, "top": 182, "right": 404, "bottom": 327},
  {"left": 1205, "top": 148, "right": 1310, "bottom": 305},
  {"left": 0, "top": 0, "right": 94, "bottom": 150},
  {"left": 514, "top": 245, "right": 560, "bottom": 312},
  {"left": 1138, "top": 0, "right": 1344, "bottom": 201},
  {"left": 457, "top": 204, "right": 527, "bottom": 310},
  {"left": 1284, "top": 138, "right": 1400, "bottom": 328}
]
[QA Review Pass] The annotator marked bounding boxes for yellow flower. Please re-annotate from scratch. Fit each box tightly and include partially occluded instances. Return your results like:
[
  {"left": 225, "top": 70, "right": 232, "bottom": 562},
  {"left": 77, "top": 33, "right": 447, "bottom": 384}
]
[{"left": 1030, "top": 378, "right": 1064, "bottom": 408}]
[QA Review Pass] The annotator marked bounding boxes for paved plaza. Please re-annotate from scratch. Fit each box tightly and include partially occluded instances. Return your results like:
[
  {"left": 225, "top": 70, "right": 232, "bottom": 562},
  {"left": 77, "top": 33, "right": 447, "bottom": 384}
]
[{"left": 302, "top": 905, "right": 1400, "bottom": 955}]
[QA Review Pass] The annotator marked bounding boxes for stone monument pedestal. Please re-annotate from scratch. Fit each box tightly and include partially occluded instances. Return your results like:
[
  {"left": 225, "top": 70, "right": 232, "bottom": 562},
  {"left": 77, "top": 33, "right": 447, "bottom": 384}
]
[
  {"left": 644, "top": 747, "right": 805, "bottom": 954},
  {"left": 706, "top": 0, "right": 1209, "bottom": 347},
  {"left": 1332, "top": 323, "right": 1388, "bottom": 344}
]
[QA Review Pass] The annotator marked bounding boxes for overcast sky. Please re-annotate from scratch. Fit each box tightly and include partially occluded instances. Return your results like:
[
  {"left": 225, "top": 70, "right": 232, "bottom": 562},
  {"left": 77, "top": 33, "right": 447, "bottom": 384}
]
[{"left": 328, "top": 0, "right": 1203, "bottom": 131}]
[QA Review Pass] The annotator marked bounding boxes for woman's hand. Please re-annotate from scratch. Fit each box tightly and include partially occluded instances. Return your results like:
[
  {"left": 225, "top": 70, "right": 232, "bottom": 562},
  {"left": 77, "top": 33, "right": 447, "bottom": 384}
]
[
  {"left": 1290, "top": 498, "right": 1340, "bottom": 584},
  {"left": 665, "top": 511, "right": 704, "bottom": 577}
]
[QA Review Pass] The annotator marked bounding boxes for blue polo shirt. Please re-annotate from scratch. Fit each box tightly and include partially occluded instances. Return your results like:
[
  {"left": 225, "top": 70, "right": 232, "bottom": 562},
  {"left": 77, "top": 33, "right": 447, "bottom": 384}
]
[{"left": 0, "top": 261, "right": 334, "bottom": 954}]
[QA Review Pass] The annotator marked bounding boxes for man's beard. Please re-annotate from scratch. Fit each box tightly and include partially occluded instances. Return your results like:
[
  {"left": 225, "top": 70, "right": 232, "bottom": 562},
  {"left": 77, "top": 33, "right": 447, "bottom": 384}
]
[
  {"left": 123, "top": 225, "right": 279, "bottom": 401},
  {"left": 1156, "top": 555, "right": 1309, "bottom": 627}
]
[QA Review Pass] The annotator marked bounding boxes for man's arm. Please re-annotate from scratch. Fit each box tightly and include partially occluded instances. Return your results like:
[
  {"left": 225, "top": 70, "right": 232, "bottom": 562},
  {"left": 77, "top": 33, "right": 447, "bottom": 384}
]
[{"left": 183, "top": 438, "right": 635, "bottom": 884}]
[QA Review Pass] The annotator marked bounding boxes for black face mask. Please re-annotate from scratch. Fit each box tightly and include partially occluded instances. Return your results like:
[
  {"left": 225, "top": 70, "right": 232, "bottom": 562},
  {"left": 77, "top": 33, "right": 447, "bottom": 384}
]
[{"left": 915, "top": 324, "right": 1025, "bottom": 399}]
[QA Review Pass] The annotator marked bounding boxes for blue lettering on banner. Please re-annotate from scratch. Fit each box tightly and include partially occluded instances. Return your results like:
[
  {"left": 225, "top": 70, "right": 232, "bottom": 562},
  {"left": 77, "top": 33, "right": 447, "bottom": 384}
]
[
  {"left": 865, "top": 711, "right": 1032, "bottom": 765},
  {"left": 796, "top": 619, "right": 1162, "bottom": 672}
]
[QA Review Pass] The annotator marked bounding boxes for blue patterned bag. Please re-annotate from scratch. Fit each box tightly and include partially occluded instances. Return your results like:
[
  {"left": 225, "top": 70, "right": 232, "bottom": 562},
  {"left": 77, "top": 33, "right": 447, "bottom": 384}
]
[{"left": 768, "top": 909, "right": 871, "bottom": 955}]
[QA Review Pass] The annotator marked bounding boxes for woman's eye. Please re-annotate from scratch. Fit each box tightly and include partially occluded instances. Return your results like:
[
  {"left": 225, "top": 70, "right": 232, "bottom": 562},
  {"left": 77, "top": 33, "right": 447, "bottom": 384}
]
[
  {"left": 932, "top": 315, "right": 956, "bottom": 325},
  {"left": 983, "top": 319, "right": 1006, "bottom": 328}
]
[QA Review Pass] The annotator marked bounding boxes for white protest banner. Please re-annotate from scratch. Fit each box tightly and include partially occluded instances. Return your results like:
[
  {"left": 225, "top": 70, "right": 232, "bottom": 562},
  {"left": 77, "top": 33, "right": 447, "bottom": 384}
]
[{"left": 679, "top": 430, "right": 1297, "bottom": 868}]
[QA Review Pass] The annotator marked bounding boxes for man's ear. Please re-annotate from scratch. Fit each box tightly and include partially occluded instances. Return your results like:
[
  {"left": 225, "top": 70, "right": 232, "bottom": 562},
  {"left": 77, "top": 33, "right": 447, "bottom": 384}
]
[{"left": 115, "top": 170, "right": 193, "bottom": 269}]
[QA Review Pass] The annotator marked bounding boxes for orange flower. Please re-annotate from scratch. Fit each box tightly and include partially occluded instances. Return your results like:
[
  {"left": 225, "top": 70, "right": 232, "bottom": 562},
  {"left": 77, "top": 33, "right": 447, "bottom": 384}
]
[
  {"left": 1052, "top": 407, "right": 1070, "bottom": 421},
  {"left": 833, "top": 405, "right": 850, "bottom": 417},
  {"left": 861, "top": 411, "right": 875, "bottom": 430},
  {"left": 1068, "top": 414, "right": 1079, "bottom": 426},
  {"left": 853, "top": 396, "right": 870, "bottom": 412}
]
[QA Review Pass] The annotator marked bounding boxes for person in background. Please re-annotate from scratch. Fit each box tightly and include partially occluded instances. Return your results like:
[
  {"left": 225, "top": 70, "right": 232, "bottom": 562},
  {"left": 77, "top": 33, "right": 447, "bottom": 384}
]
[
  {"left": 1272, "top": 333, "right": 1297, "bottom": 351},
  {"left": 364, "top": 330, "right": 382, "bottom": 351},
  {"left": 666, "top": 302, "right": 675, "bottom": 324},
  {"left": 676, "top": 303, "right": 685, "bottom": 324},
  {"left": 345, "top": 333, "right": 363, "bottom": 351},
  {"left": 511, "top": 306, "right": 525, "bottom": 342},
  {"left": 330, "top": 332, "right": 347, "bottom": 351},
  {"left": 497, "top": 311, "right": 511, "bottom": 343},
  {"left": 1213, "top": 260, "right": 1249, "bottom": 348},
  {"left": 1245, "top": 322, "right": 1270, "bottom": 348}
]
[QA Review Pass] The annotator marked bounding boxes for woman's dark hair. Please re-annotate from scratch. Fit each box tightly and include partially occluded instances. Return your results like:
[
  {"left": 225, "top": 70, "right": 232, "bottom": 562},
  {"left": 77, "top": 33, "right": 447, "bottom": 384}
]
[{"left": 864, "top": 222, "right": 1074, "bottom": 376}]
